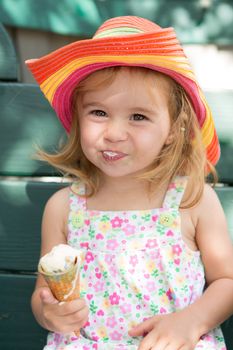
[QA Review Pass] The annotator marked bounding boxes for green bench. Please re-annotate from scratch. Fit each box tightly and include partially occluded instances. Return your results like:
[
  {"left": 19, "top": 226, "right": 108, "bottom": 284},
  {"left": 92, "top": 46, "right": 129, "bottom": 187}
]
[
  {"left": 0, "top": 0, "right": 232, "bottom": 44},
  {"left": 0, "top": 22, "right": 233, "bottom": 349}
]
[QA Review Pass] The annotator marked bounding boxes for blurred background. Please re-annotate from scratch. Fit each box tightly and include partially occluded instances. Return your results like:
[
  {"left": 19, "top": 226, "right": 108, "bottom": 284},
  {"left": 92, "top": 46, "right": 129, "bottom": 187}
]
[
  {"left": 0, "top": 0, "right": 232, "bottom": 90},
  {"left": 0, "top": 2, "right": 233, "bottom": 349}
]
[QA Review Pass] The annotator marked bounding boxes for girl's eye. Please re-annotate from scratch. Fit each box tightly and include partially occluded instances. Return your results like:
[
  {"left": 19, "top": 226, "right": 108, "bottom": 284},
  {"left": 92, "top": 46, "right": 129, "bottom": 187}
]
[
  {"left": 91, "top": 110, "right": 106, "bottom": 117},
  {"left": 131, "top": 114, "right": 147, "bottom": 121}
]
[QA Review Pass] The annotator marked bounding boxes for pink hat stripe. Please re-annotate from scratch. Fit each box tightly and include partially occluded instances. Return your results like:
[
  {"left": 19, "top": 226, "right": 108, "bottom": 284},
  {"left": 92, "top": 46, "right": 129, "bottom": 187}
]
[
  {"left": 25, "top": 16, "right": 220, "bottom": 165},
  {"left": 53, "top": 62, "right": 206, "bottom": 133}
]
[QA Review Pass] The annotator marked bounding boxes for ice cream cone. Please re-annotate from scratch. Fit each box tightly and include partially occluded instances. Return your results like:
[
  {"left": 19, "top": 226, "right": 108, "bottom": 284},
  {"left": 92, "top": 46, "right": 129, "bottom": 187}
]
[
  {"left": 38, "top": 249, "right": 83, "bottom": 337},
  {"left": 38, "top": 258, "right": 80, "bottom": 301}
]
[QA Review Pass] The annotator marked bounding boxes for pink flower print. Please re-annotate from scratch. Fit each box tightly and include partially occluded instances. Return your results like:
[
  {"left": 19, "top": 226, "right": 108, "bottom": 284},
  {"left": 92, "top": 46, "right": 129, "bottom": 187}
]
[
  {"left": 109, "top": 330, "right": 123, "bottom": 341},
  {"left": 149, "top": 249, "right": 160, "bottom": 260},
  {"left": 96, "top": 233, "right": 104, "bottom": 240},
  {"left": 54, "top": 333, "right": 62, "bottom": 344},
  {"left": 203, "top": 334, "right": 213, "bottom": 342},
  {"left": 106, "top": 239, "right": 119, "bottom": 251},
  {"left": 166, "top": 288, "right": 173, "bottom": 300},
  {"left": 110, "top": 216, "right": 123, "bottom": 228},
  {"left": 93, "top": 281, "right": 104, "bottom": 293},
  {"left": 106, "top": 316, "right": 117, "bottom": 328},
  {"left": 80, "top": 242, "right": 89, "bottom": 249},
  {"left": 166, "top": 288, "right": 176, "bottom": 301},
  {"left": 146, "top": 281, "right": 156, "bottom": 292},
  {"left": 158, "top": 260, "right": 163, "bottom": 272},
  {"left": 109, "top": 292, "right": 120, "bottom": 305},
  {"left": 120, "top": 303, "right": 132, "bottom": 314},
  {"left": 160, "top": 307, "right": 167, "bottom": 314},
  {"left": 92, "top": 335, "right": 99, "bottom": 342},
  {"left": 168, "top": 181, "right": 177, "bottom": 190},
  {"left": 145, "top": 239, "right": 157, "bottom": 249},
  {"left": 85, "top": 251, "right": 94, "bottom": 263},
  {"left": 152, "top": 215, "right": 158, "bottom": 222},
  {"left": 109, "top": 265, "right": 118, "bottom": 278},
  {"left": 122, "top": 224, "right": 135, "bottom": 236},
  {"left": 129, "top": 255, "right": 138, "bottom": 267},
  {"left": 175, "top": 298, "right": 180, "bottom": 308},
  {"left": 172, "top": 244, "right": 182, "bottom": 256},
  {"left": 166, "top": 230, "right": 174, "bottom": 237},
  {"left": 104, "top": 254, "right": 113, "bottom": 264},
  {"left": 83, "top": 321, "right": 90, "bottom": 328}
]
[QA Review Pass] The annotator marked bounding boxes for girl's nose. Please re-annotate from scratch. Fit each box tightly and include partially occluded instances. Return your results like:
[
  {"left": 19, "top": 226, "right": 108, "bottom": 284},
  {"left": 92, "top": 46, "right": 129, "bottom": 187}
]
[{"left": 104, "top": 120, "right": 128, "bottom": 142}]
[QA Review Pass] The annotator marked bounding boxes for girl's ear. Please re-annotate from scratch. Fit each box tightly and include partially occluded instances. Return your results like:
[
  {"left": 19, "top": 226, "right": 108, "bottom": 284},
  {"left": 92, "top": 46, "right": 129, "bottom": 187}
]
[{"left": 165, "top": 132, "right": 174, "bottom": 145}]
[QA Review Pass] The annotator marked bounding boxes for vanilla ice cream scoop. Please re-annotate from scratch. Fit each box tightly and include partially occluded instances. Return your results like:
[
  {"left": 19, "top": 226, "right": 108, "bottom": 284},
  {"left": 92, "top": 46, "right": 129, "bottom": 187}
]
[
  {"left": 38, "top": 244, "right": 83, "bottom": 337},
  {"left": 39, "top": 244, "right": 79, "bottom": 274}
]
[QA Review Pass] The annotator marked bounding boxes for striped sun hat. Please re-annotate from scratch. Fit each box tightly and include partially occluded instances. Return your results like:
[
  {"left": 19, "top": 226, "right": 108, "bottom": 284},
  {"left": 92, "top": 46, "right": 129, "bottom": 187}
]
[{"left": 26, "top": 16, "right": 220, "bottom": 165}]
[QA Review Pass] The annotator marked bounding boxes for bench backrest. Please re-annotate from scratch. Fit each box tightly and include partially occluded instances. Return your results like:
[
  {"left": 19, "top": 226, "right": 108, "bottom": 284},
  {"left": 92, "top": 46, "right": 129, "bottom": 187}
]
[{"left": 0, "top": 21, "right": 232, "bottom": 349}]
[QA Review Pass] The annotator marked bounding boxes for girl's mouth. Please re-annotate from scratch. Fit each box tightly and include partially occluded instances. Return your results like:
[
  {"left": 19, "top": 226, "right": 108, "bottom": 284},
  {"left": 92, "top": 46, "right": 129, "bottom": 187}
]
[{"left": 102, "top": 151, "right": 127, "bottom": 161}]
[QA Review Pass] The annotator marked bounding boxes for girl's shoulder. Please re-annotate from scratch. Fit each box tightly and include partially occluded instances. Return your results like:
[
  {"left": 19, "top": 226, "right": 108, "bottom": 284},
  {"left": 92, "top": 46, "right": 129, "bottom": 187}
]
[
  {"left": 198, "top": 183, "right": 222, "bottom": 209},
  {"left": 41, "top": 185, "right": 71, "bottom": 246},
  {"left": 191, "top": 183, "right": 226, "bottom": 224},
  {"left": 43, "top": 185, "right": 71, "bottom": 218}
]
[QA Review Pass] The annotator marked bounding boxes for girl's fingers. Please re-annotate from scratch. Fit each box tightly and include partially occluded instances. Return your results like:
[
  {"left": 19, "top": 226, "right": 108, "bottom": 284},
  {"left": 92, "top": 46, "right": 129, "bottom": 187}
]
[
  {"left": 65, "top": 304, "right": 89, "bottom": 325},
  {"left": 53, "top": 305, "right": 89, "bottom": 333},
  {"left": 40, "top": 288, "right": 58, "bottom": 305},
  {"left": 129, "top": 317, "right": 157, "bottom": 337},
  {"left": 56, "top": 299, "right": 87, "bottom": 316},
  {"left": 177, "top": 346, "right": 192, "bottom": 350},
  {"left": 150, "top": 341, "right": 168, "bottom": 350},
  {"left": 137, "top": 331, "right": 159, "bottom": 350}
]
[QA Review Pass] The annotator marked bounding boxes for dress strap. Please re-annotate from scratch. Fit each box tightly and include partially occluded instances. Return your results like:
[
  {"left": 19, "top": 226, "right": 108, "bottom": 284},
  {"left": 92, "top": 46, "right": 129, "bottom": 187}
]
[
  {"left": 69, "top": 182, "right": 87, "bottom": 211},
  {"left": 162, "top": 176, "right": 188, "bottom": 209}
]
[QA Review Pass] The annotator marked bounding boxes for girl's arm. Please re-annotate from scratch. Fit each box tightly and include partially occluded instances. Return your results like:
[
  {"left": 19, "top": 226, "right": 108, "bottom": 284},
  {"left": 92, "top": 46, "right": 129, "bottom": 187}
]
[
  {"left": 190, "top": 183, "right": 233, "bottom": 329},
  {"left": 31, "top": 187, "right": 89, "bottom": 333},
  {"left": 129, "top": 184, "right": 233, "bottom": 350}
]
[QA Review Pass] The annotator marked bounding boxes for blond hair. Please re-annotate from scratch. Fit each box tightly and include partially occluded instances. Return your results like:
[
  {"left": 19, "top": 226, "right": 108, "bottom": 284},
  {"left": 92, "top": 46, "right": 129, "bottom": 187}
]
[{"left": 37, "top": 67, "right": 217, "bottom": 207}]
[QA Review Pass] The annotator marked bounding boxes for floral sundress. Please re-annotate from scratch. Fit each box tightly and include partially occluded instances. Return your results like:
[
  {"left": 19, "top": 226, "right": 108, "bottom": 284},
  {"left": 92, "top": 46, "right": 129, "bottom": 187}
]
[{"left": 44, "top": 176, "right": 226, "bottom": 349}]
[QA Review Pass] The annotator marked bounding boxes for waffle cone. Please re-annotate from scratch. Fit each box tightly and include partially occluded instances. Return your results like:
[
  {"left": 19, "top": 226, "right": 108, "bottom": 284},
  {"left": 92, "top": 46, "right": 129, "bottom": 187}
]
[{"left": 38, "top": 259, "right": 81, "bottom": 336}]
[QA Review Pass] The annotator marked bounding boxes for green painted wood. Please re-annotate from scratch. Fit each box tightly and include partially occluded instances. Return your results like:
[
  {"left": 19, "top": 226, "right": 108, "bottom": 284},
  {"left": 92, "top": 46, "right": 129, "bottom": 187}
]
[
  {"left": 0, "top": 23, "right": 18, "bottom": 80},
  {"left": 0, "top": 181, "right": 232, "bottom": 273},
  {"left": 0, "top": 273, "right": 47, "bottom": 350},
  {"left": 0, "top": 180, "right": 67, "bottom": 272},
  {"left": 205, "top": 91, "right": 233, "bottom": 184},
  {"left": 206, "top": 91, "right": 233, "bottom": 143},
  {"left": 222, "top": 316, "right": 233, "bottom": 350},
  {"left": 0, "top": 0, "right": 232, "bottom": 44},
  {"left": 215, "top": 187, "right": 233, "bottom": 241},
  {"left": 0, "top": 83, "right": 65, "bottom": 176}
]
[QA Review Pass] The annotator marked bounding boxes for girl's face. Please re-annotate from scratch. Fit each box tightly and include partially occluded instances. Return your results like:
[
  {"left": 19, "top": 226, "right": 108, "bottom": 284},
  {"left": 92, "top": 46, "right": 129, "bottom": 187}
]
[{"left": 78, "top": 69, "right": 172, "bottom": 181}]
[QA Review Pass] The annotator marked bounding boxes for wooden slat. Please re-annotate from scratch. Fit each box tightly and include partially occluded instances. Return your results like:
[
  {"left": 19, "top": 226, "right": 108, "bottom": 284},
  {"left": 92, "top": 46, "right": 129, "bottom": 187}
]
[
  {"left": 206, "top": 91, "right": 233, "bottom": 143},
  {"left": 0, "top": 1, "right": 233, "bottom": 44},
  {"left": 205, "top": 91, "right": 233, "bottom": 184},
  {"left": 215, "top": 187, "right": 233, "bottom": 239},
  {"left": 0, "top": 273, "right": 47, "bottom": 350},
  {"left": 0, "top": 180, "right": 67, "bottom": 271},
  {"left": 0, "top": 83, "right": 64, "bottom": 176},
  {"left": 222, "top": 317, "right": 233, "bottom": 349},
  {"left": 0, "top": 23, "right": 18, "bottom": 80},
  {"left": 0, "top": 181, "right": 232, "bottom": 273}
]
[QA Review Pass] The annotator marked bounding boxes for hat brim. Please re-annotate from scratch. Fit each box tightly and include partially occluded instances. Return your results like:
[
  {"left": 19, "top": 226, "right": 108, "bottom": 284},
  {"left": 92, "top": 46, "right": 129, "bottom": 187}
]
[{"left": 26, "top": 29, "right": 220, "bottom": 165}]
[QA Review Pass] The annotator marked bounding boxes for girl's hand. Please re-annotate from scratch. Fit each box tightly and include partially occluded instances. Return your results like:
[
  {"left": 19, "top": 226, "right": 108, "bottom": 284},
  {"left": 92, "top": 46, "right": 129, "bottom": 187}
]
[
  {"left": 39, "top": 287, "right": 89, "bottom": 333},
  {"left": 128, "top": 310, "right": 203, "bottom": 350}
]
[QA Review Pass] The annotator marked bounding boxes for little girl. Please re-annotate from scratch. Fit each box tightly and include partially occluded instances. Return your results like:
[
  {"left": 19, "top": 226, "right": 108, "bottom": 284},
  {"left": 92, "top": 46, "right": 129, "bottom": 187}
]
[{"left": 26, "top": 16, "right": 233, "bottom": 350}]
